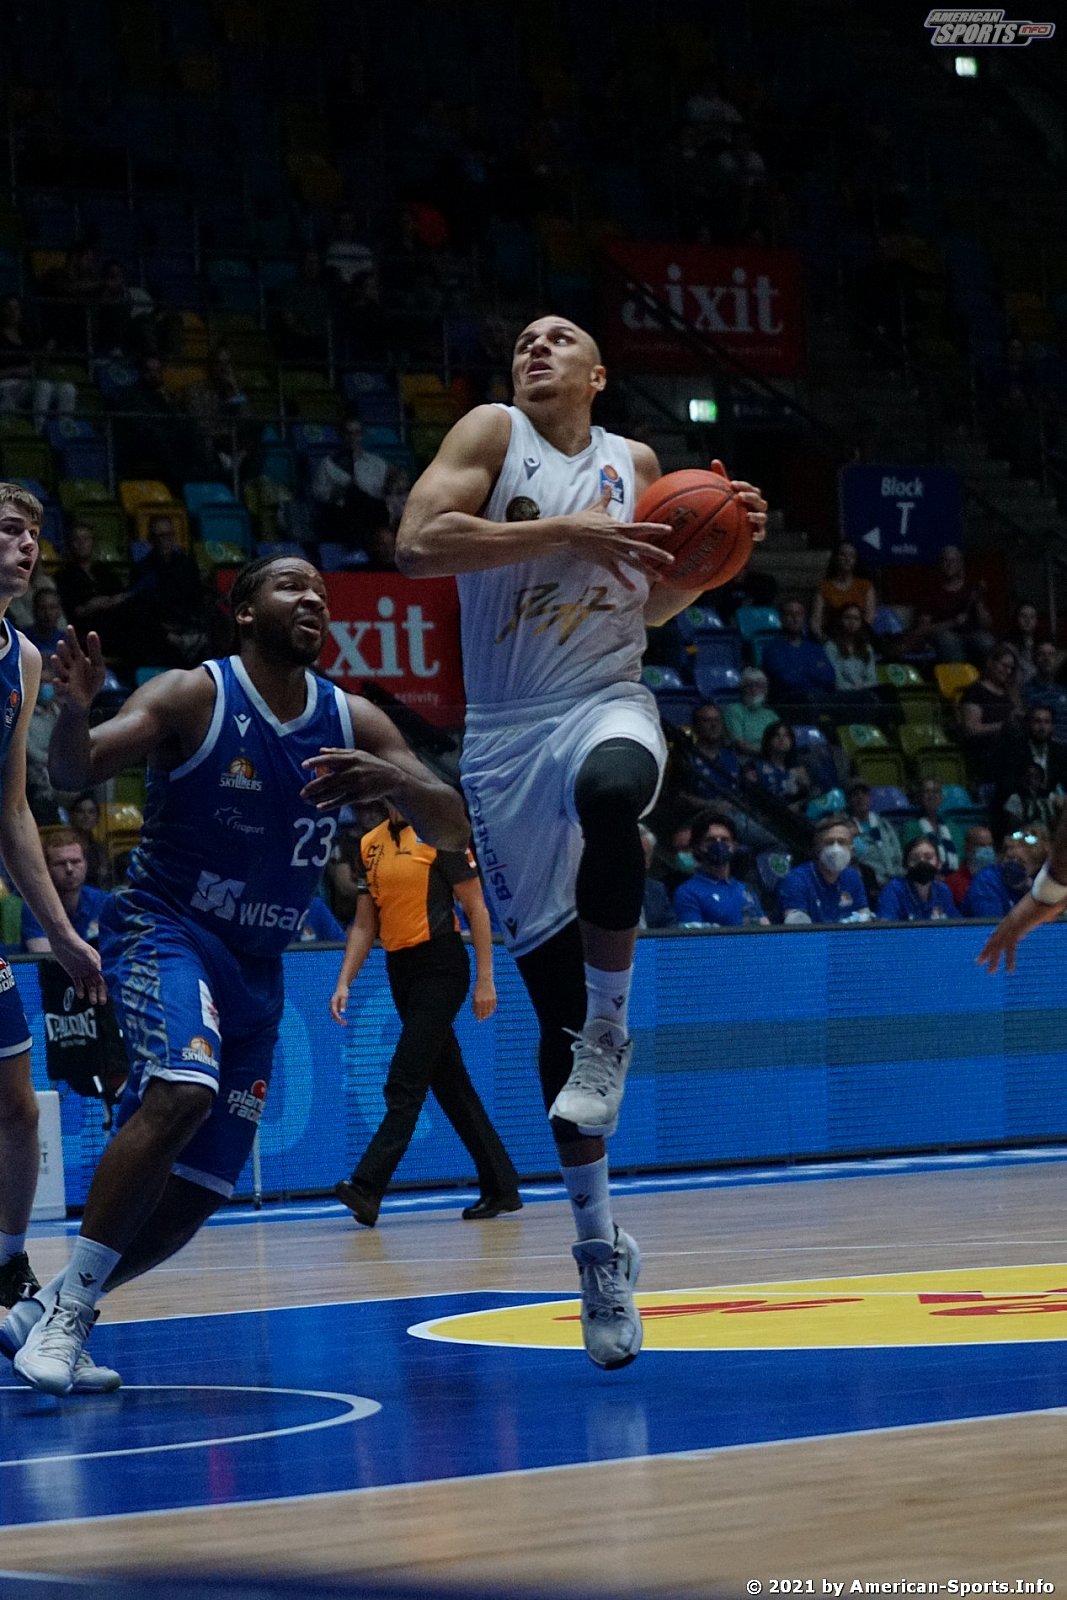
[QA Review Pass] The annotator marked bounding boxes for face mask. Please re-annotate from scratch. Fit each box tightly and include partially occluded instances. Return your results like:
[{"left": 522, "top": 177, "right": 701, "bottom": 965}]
[
  {"left": 36, "top": 682, "right": 55, "bottom": 706},
  {"left": 819, "top": 843, "right": 851, "bottom": 874},
  {"left": 746, "top": 693, "right": 766, "bottom": 708},
  {"left": 676, "top": 851, "right": 697, "bottom": 872},
  {"left": 700, "top": 839, "right": 733, "bottom": 867},
  {"left": 971, "top": 846, "right": 996, "bottom": 870},
  {"left": 1000, "top": 858, "right": 1030, "bottom": 891},
  {"left": 907, "top": 860, "right": 938, "bottom": 886}
]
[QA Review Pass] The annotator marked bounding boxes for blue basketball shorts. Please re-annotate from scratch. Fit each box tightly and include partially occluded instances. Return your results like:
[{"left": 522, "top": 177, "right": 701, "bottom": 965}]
[
  {"left": 99, "top": 890, "right": 284, "bottom": 1197},
  {"left": 0, "top": 955, "right": 30, "bottom": 1061}
]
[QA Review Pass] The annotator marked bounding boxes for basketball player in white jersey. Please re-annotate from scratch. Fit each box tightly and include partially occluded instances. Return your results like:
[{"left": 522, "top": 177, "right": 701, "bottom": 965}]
[{"left": 396, "top": 315, "right": 766, "bottom": 1368}]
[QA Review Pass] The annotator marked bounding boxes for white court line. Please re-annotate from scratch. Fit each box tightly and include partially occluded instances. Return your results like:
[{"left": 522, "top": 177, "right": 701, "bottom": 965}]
[
  {"left": 0, "top": 1384, "right": 378, "bottom": 1470},
  {"left": 1, "top": 1404, "right": 1064, "bottom": 1534}
]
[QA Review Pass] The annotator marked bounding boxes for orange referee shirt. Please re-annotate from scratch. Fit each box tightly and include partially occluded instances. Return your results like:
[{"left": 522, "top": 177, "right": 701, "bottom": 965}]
[{"left": 358, "top": 820, "right": 479, "bottom": 952}]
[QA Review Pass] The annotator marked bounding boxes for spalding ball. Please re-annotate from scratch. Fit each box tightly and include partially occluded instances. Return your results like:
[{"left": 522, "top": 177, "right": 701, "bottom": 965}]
[{"left": 635, "top": 468, "right": 753, "bottom": 591}]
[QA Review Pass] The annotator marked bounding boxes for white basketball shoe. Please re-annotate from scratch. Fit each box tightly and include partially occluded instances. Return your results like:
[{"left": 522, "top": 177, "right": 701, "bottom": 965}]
[
  {"left": 572, "top": 1226, "right": 643, "bottom": 1370},
  {"left": 550, "top": 1021, "right": 632, "bottom": 1137}
]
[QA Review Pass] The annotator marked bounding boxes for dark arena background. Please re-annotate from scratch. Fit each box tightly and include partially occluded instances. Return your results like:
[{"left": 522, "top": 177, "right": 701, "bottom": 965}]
[{"left": 2, "top": 0, "right": 1067, "bottom": 1595}]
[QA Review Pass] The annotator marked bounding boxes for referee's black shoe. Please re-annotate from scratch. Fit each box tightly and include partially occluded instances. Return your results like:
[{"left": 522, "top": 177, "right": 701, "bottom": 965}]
[
  {"left": 334, "top": 1180, "right": 380, "bottom": 1228},
  {"left": 0, "top": 1251, "right": 41, "bottom": 1308},
  {"left": 461, "top": 1193, "right": 523, "bottom": 1221}
]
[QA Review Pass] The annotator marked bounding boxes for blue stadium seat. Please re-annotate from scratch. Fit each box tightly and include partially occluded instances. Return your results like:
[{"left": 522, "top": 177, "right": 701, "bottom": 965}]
[
  {"left": 867, "top": 785, "right": 915, "bottom": 818},
  {"left": 197, "top": 504, "right": 253, "bottom": 551},
  {"left": 756, "top": 849, "right": 793, "bottom": 896},
  {"left": 734, "top": 605, "right": 781, "bottom": 641},
  {"left": 183, "top": 481, "right": 237, "bottom": 516},
  {"left": 318, "top": 543, "right": 370, "bottom": 572},
  {"left": 693, "top": 634, "right": 743, "bottom": 676},
  {"left": 676, "top": 605, "right": 723, "bottom": 642},
  {"left": 693, "top": 661, "right": 741, "bottom": 701}
]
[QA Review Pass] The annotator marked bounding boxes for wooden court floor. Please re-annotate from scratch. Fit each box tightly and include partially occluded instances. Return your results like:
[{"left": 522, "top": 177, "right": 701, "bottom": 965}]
[{"left": 3, "top": 1161, "right": 1067, "bottom": 1592}]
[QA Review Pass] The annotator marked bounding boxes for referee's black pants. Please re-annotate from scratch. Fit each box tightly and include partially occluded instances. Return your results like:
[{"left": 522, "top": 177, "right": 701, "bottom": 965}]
[{"left": 351, "top": 932, "right": 518, "bottom": 1201}]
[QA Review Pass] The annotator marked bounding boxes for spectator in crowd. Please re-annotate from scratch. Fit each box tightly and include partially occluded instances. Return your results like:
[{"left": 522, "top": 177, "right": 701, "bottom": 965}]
[
  {"left": 95, "top": 260, "right": 167, "bottom": 359},
  {"left": 672, "top": 811, "right": 766, "bottom": 928},
  {"left": 115, "top": 355, "right": 207, "bottom": 486},
  {"left": 810, "top": 542, "right": 877, "bottom": 639},
  {"left": 22, "top": 829, "right": 110, "bottom": 953},
  {"left": 1024, "top": 640, "right": 1067, "bottom": 740},
  {"left": 128, "top": 513, "right": 211, "bottom": 667},
  {"left": 23, "top": 586, "right": 66, "bottom": 658},
  {"left": 944, "top": 825, "right": 996, "bottom": 908},
  {"left": 962, "top": 827, "right": 1048, "bottom": 918},
  {"left": 825, "top": 602, "right": 881, "bottom": 716},
  {"left": 748, "top": 720, "right": 811, "bottom": 809},
  {"left": 638, "top": 825, "right": 676, "bottom": 930},
  {"left": 911, "top": 546, "right": 995, "bottom": 664},
  {"left": 8, "top": 567, "right": 60, "bottom": 635},
  {"left": 277, "top": 249, "right": 332, "bottom": 359},
  {"left": 1001, "top": 762, "right": 1064, "bottom": 835},
  {"left": 0, "top": 297, "right": 75, "bottom": 433},
  {"left": 182, "top": 347, "right": 250, "bottom": 483},
  {"left": 684, "top": 77, "right": 743, "bottom": 142},
  {"left": 902, "top": 777, "right": 961, "bottom": 872},
  {"left": 722, "top": 667, "right": 778, "bottom": 758},
  {"left": 311, "top": 413, "right": 393, "bottom": 565},
  {"left": 998, "top": 704, "right": 1067, "bottom": 800},
  {"left": 778, "top": 814, "right": 871, "bottom": 924},
  {"left": 958, "top": 644, "right": 1022, "bottom": 781},
  {"left": 1006, "top": 601, "right": 1041, "bottom": 684},
  {"left": 762, "top": 597, "right": 836, "bottom": 710},
  {"left": 676, "top": 701, "right": 741, "bottom": 811},
  {"left": 41, "top": 243, "right": 103, "bottom": 348},
  {"left": 68, "top": 792, "right": 110, "bottom": 890},
  {"left": 846, "top": 779, "right": 903, "bottom": 888},
  {"left": 876, "top": 835, "right": 959, "bottom": 922},
  {"left": 323, "top": 208, "right": 377, "bottom": 290},
  {"left": 25, "top": 658, "right": 74, "bottom": 826},
  {"left": 54, "top": 523, "right": 132, "bottom": 656}
]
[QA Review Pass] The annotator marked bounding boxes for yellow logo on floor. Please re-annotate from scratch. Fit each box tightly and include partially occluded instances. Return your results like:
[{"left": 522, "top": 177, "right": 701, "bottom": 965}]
[{"left": 411, "top": 1265, "right": 1067, "bottom": 1351}]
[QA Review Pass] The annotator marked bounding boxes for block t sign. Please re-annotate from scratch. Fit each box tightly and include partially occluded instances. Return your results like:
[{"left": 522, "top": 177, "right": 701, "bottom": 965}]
[{"left": 839, "top": 464, "right": 962, "bottom": 566}]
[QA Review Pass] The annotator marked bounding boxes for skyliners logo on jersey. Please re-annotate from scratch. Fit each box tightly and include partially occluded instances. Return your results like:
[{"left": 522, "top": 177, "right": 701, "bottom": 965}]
[
  {"left": 599, "top": 463, "right": 625, "bottom": 506},
  {"left": 925, "top": 9, "right": 1055, "bottom": 44},
  {"left": 219, "top": 756, "right": 263, "bottom": 792},
  {"left": 3, "top": 688, "right": 18, "bottom": 728},
  {"left": 495, "top": 583, "right": 616, "bottom": 646}
]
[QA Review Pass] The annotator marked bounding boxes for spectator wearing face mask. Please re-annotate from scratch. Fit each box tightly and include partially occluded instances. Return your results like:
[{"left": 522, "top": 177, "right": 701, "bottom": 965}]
[
  {"left": 962, "top": 827, "right": 1048, "bottom": 917},
  {"left": 777, "top": 815, "right": 871, "bottom": 924},
  {"left": 877, "top": 836, "right": 959, "bottom": 921},
  {"left": 846, "top": 780, "right": 903, "bottom": 888},
  {"left": 721, "top": 668, "right": 778, "bottom": 758},
  {"left": 672, "top": 811, "right": 767, "bottom": 927},
  {"left": 944, "top": 826, "right": 996, "bottom": 909}
]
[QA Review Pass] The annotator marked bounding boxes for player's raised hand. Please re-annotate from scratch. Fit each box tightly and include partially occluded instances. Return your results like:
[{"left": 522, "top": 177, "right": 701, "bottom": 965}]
[
  {"left": 976, "top": 892, "right": 1062, "bottom": 975},
  {"left": 52, "top": 626, "right": 106, "bottom": 711},
  {"left": 301, "top": 748, "right": 405, "bottom": 809},
  {"left": 52, "top": 929, "right": 107, "bottom": 1005},
  {"left": 710, "top": 459, "right": 768, "bottom": 544},
  {"left": 560, "top": 487, "right": 675, "bottom": 591}
]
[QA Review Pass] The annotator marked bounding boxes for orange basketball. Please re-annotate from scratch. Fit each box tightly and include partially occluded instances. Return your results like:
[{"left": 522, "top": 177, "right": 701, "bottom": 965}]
[{"left": 635, "top": 468, "right": 753, "bottom": 592}]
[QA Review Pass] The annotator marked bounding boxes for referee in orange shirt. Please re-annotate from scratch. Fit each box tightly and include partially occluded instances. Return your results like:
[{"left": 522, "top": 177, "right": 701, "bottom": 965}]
[{"left": 331, "top": 803, "right": 521, "bottom": 1224}]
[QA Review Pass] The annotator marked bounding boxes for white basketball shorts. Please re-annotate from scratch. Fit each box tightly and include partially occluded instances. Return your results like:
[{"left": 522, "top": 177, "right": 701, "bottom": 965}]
[{"left": 460, "top": 681, "right": 667, "bottom": 958}]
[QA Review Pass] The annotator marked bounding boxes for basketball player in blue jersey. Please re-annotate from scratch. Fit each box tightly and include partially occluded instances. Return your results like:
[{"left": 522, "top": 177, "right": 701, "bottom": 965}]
[
  {"left": 396, "top": 315, "right": 767, "bottom": 1368},
  {"left": 0, "top": 484, "right": 105, "bottom": 1330},
  {"left": 6, "top": 554, "right": 468, "bottom": 1394}
]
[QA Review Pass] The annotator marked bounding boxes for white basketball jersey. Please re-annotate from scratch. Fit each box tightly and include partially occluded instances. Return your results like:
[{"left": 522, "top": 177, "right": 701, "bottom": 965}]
[{"left": 457, "top": 406, "right": 649, "bottom": 709}]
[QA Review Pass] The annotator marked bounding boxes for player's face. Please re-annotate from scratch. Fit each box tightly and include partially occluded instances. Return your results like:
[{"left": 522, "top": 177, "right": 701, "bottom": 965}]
[
  {"left": 0, "top": 504, "right": 39, "bottom": 598},
  {"left": 243, "top": 561, "right": 330, "bottom": 665},
  {"left": 512, "top": 318, "right": 605, "bottom": 407}
]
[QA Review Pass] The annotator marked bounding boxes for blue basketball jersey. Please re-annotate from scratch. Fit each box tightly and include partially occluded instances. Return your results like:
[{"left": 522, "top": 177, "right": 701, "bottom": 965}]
[
  {"left": 0, "top": 619, "right": 26, "bottom": 805},
  {"left": 128, "top": 656, "right": 354, "bottom": 957}
]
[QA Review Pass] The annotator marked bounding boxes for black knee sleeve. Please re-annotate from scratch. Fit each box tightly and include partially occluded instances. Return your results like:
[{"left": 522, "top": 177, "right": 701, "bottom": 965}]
[
  {"left": 516, "top": 921, "right": 586, "bottom": 1141},
  {"left": 573, "top": 738, "right": 659, "bottom": 932}
]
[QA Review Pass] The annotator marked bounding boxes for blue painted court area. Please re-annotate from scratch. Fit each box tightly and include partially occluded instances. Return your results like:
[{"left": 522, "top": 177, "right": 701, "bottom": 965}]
[{"left": 5, "top": 1286, "right": 1067, "bottom": 1528}]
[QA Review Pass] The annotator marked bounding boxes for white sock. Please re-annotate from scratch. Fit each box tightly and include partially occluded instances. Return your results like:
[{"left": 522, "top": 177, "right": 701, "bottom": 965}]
[
  {"left": 0, "top": 1230, "right": 26, "bottom": 1265},
  {"left": 562, "top": 1156, "right": 614, "bottom": 1243},
  {"left": 584, "top": 963, "right": 633, "bottom": 1036},
  {"left": 61, "top": 1237, "right": 121, "bottom": 1314}
]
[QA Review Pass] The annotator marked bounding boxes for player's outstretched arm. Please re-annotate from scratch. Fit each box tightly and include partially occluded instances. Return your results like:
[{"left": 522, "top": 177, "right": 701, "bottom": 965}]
[
  {"left": 48, "top": 627, "right": 208, "bottom": 789},
  {"left": 978, "top": 816, "right": 1067, "bottom": 974},
  {"left": 395, "top": 406, "right": 674, "bottom": 588},
  {"left": 1, "top": 638, "right": 105, "bottom": 1001},
  {"left": 302, "top": 697, "right": 470, "bottom": 851}
]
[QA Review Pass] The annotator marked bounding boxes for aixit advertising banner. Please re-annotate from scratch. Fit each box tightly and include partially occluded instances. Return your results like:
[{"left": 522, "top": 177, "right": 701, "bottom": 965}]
[{"left": 319, "top": 572, "right": 464, "bottom": 728}]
